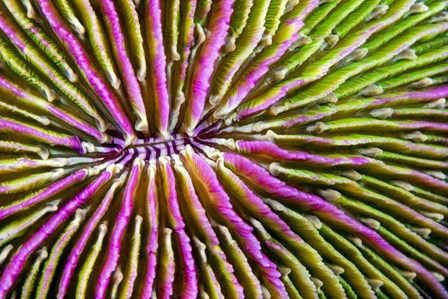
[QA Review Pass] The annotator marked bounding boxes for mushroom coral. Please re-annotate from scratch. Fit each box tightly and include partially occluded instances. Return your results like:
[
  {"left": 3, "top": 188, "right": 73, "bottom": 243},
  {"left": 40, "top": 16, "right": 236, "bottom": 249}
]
[{"left": 0, "top": 0, "right": 447, "bottom": 298}]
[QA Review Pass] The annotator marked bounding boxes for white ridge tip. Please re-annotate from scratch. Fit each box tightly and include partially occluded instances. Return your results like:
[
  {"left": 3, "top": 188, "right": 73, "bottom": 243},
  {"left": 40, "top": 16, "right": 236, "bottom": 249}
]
[
  {"left": 176, "top": 91, "right": 186, "bottom": 104},
  {"left": 214, "top": 224, "right": 230, "bottom": 240},
  {"left": 402, "top": 131, "right": 427, "bottom": 143},
  {"left": 111, "top": 266, "right": 123, "bottom": 286},
  {"left": 265, "top": 198, "right": 286, "bottom": 212},
  {"left": 171, "top": 48, "right": 181, "bottom": 61},
  {"left": 410, "top": 2, "right": 428, "bottom": 13},
  {"left": 72, "top": 21, "right": 85, "bottom": 36},
  {"left": 424, "top": 98, "right": 445, "bottom": 109},
  {"left": 66, "top": 67, "right": 78, "bottom": 83},
  {"left": 184, "top": 144, "right": 194, "bottom": 156},
  {"left": 192, "top": 237, "right": 207, "bottom": 263},
  {"left": 37, "top": 247, "right": 48, "bottom": 260},
  {"left": 269, "top": 162, "right": 282, "bottom": 176},
  {"left": 359, "top": 218, "right": 381, "bottom": 230},
  {"left": 225, "top": 36, "right": 236, "bottom": 52},
  {"left": 224, "top": 138, "right": 236, "bottom": 150},
  {"left": 96, "top": 119, "right": 110, "bottom": 133},
  {"left": 391, "top": 180, "right": 414, "bottom": 191},
  {"left": 51, "top": 168, "right": 65, "bottom": 178},
  {"left": 87, "top": 165, "right": 101, "bottom": 176},
  {"left": 410, "top": 227, "right": 431, "bottom": 239},
  {"left": 269, "top": 104, "right": 285, "bottom": 115},
  {"left": 346, "top": 48, "right": 368, "bottom": 62},
  {"left": 114, "top": 162, "right": 126, "bottom": 173},
  {"left": 368, "top": 5, "right": 388, "bottom": 20},
  {"left": 252, "top": 122, "right": 267, "bottom": 132},
  {"left": 212, "top": 107, "right": 227, "bottom": 120},
  {"left": 0, "top": 244, "right": 13, "bottom": 265},
  {"left": 133, "top": 157, "right": 145, "bottom": 168},
  {"left": 261, "top": 34, "right": 273, "bottom": 46},
  {"left": 265, "top": 130, "right": 278, "bottom": 141},
  {"left": 106, "top": 163, "right": 119, "bottom": 174},
  {"left": 24, "top": 1, "right": 37, "bottom": 19},
  {"left": 305, "top": 215, "right": 323, "bottom": 229},
  {"left": 290, "top": 36, "right": 312, "bottom": 50},
  {"left": 198, "top": 286, "right": 210, "bottom": 299},
  {"left": 429, "top": 11, "right": 448, "bottom": 23},
  {"left": 318, "top": 93, "right": 338, "bottom": 104},
  {"left": 360, "top": 84, "right": 384, "bottom": 97},
  {"left": 135, "top": 118, "right": 149, "bottom": 132},
  {"left": 423, "top": 170, "right": 446, "bottom": 180},
  {"left": 324, "top": 34, "right": 339, "bottom": 49},
  {"left": 184, "top": 127, "right": 195, "bottom": 137},
  {"left": 399, "top": 270, "right": 417, "bottom": 281},
  {"left": 159, "top": 156, "right": 171, "bottom": 165},
  {"left": 409, "top": 77, "right": 434, "bottom": 89},
  {"left": 224, "top": 114, "right": 235, "bottom": 126},
  {"left": 159, "top": 130, "right": 171, "bottom": 140},
  {"left": 74, "top": 208, "right": 87, "bottom": 222},
  {"left": 137, "top": 67, "right": 147, "bottom": 81},
  {"left": 318, "top": 189, "right": 341, "bottom": 201},
  {"left": 278, "top": 266, "right": 292, "bottom": 275},
  {"left": 420, "top": 211, "right": 444, "bottom": 221},
  {"left": 172, "top": 154, "right": 182, "bottom": 165},
  {"left": 207, "top": 147, "right": 223, "bottom": 160},
  {"left": 124, "top": 133, "right": 137, "bottom": 147},
  {"left": 195, "top": 23, "right": 206, "bottom": 45},
  {"left": 135, "top": 214, "right": 143, "bottom": 225},
  {"left": 82, "top": 142, "right": 96, "bottom": 153},
  {"left": 249, "top": 218, "right": 269, "bottom": 240},
  {"left": 358, "top": 147, "right": 383, "bottom": 158},
  {"left": 306, "top": 122, "right": 327, "bottom": 134},
  {"left": 370, "top": 108, "right": 393, "bottom": 119},
  {"left": 432, "top": 272, "right": 445, "bottom": 282},
  {"left": 44, "top": 200, "right": 59, "bottom": 213},
  {"left": 273, "top": 67, "right": 288, "bottom": 81},
  {"left": 261, "top": 286, "right": 272, "bottom": 298},
  {"left": 300, "top": 35, "right": 312, "bottom": 45},
  {"left": 327, "top": 264, "right": 345, "bottom": 275},
  {"left": 99, "top": 222, "right": 108, "bottom": 234},
  {"left": 38, "top": 147, "right": 50, "bottom": 160},
  {"left": 311, "top": 278, "right": 323, "bottom": 290},
  {"left": 112, "top": 172, "right": 128, "bottom": 188},
  {"left": 395, "top": 49, "right": 417, "bottom": 61},
  {"left": 349, "top": 237, "right": 363, "bottom": 247},
  {"left": 340, "top": 170, "right": 362, "bottom": 181},
  {"left": 367, "top": 279, "right": 383, "bottom": 292},
  {"left": 99, "top": 133, "right": 112, "bottom": 144},
  {"left": 216, "top": 157, "right": 225, "bottom": 170},
  {"left": 110, "top": 74, "right": 121, "bottom": 90},
  {"left": 208, "top": 94, "right": 220, "bottom": 105},
  {"left": 285, "top": 0, "right": 300, "bottom": 12},
  {"left": 148, "top": 164, "right": 157, "bottom": 177},
  {"left": 40, "top": 116, "right": 51, "bottom": 126}
]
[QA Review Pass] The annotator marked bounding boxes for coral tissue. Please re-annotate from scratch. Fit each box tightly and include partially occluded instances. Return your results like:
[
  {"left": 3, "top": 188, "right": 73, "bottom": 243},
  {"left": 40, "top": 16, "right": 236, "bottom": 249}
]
[{"left": 0, "top": 0, "right": 447, "bottom": 298}]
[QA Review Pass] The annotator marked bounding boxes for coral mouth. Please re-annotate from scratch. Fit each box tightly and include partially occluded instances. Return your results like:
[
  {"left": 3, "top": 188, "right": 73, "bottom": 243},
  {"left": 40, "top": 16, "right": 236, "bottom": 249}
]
[
  {"left": 123, "top": 134, "right": 196, "bottom": 150},
  {"left": 116, "top": 134, "right": 206, "bottom": 159}
]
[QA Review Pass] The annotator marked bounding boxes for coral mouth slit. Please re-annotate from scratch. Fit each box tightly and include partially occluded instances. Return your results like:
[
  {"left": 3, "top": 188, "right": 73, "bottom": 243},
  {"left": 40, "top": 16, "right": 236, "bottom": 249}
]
[
  {"left": 0, "top": 0, "right": 447, "bottom": 298},
  {"left": 120, "top": 134, "right": 198, "bottom": 158}
]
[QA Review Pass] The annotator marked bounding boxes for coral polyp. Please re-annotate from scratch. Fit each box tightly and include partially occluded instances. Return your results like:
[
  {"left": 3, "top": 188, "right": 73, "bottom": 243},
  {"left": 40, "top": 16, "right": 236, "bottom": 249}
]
[{"left": 0, "top": 0, "right": 447, "bottom": 298}]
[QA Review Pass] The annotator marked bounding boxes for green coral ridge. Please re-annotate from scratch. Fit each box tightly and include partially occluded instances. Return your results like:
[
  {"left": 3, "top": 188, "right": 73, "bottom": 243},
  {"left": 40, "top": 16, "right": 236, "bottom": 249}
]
[{"left": 0, "top": 0, "right": 447, "bottom": 298}]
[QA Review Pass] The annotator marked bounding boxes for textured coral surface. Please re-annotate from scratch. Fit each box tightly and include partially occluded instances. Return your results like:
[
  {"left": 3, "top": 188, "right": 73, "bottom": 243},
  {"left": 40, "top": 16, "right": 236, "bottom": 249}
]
[{"left": 0, "top": 0, "right": 447, "bottom": 298}]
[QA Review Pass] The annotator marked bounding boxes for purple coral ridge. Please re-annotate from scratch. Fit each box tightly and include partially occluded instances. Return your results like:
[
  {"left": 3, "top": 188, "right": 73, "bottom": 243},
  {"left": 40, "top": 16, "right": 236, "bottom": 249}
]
[{"left": 0, "top": 0, "right": 447, "bottom": 298}]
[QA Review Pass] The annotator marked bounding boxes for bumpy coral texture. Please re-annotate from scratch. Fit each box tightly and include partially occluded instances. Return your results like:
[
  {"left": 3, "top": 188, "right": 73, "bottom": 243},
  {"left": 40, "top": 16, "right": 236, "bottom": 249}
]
[{"left": 0, "top": 0, "right": 447, "bottom": 298}]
